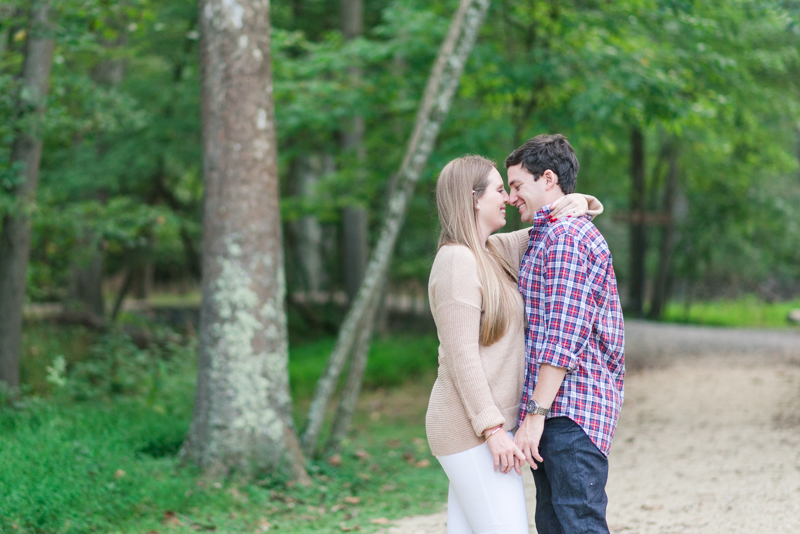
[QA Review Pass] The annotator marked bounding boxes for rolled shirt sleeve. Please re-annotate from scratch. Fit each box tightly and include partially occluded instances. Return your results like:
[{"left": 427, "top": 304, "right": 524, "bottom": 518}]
[{"left": 537, "top": 234, "right": 594, "bottom": 372}]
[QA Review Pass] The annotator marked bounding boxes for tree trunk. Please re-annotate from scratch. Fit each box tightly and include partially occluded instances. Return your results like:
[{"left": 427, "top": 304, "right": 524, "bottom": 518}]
[
  {"left": 340, "top": 0, "right": 368, "bottom": 304},
  {"left": 0, "top": 0, "right": 55, "bottom": 389},
  {"left": 295, "top": 154, "right": 331, "bottom": 293},
  {"left": 181, "top": 0, "right": 308, "bottom": 481},
  {"left": 301, "top": 0, "right": 491, "bottom": 457},
  {"left": 629, "top": 126, "right": 647, "bottom": 317},
  {"left": 66, "top": 238, "right": 105, "bottom": 318},
  {"left": 648, "top": 143, "right": 678, "bottom": 320},
  {"left": 66, "top": 34, "right": 129, "bottom": 320},
  {"left": 326, "top": 274, "right": 383, "bottom": 453}
]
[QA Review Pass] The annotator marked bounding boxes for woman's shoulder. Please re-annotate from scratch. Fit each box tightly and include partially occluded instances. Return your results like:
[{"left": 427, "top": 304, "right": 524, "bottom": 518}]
[
  {"left": 432, "top": 244, "right": 479, "bottom": 273},
  {"left": 430, "top": 244, "right": 482, "bottom": 309}
]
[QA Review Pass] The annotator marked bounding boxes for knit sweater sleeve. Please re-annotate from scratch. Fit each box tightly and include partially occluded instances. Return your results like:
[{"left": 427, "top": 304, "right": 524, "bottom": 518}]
[
  {"left": 430, "top": 246, "right": 506, "bottom": 437},
  {"left": 586, "top": 194, "right": 604, "bottom": 219}
]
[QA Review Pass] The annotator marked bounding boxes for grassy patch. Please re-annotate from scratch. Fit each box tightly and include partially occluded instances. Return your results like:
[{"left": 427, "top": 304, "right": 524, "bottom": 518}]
[
  {"left": 0, "top": 384, "right": 444, "bottom": 534},
  {"left": 7, "top": 327, "right": 444, "bottom": 533},
  {"left": 661, "top": 296, "right": 800, "bottom": 329}
]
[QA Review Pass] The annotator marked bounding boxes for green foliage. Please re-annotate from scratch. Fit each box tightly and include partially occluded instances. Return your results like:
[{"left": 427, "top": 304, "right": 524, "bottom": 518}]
[{"left": 2, "top": 0, "right": 798, "bottom": 306}]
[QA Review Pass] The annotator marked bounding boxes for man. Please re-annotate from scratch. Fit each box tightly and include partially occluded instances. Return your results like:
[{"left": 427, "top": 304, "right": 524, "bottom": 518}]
[{"left": 508, "top": 134, "right": 625, "bottom": 534}]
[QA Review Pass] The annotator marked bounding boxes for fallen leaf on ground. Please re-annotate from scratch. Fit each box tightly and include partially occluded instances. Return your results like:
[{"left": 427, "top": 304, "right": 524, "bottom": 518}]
[
  {"left": 328, "top": 454, "right": 342, "bottom": 467},
  {"left": 256, "top": 517, "right": 271, "bottom": 532},
  {"left": 331, "top": 504, "right": 344, "bottom": 512},
  {"left": 370, "top": 518, "right": 390, "bottom": 525},
  {"left": 344, "top": 496, "right": 360, "bottom": 505},
  {"left": 354, "top": 449, "right": 370, "bottom": 459},
  {"left": 415, "top": 459, "right": 431, "bottom": 468},
  {"left": 162, "top": 511, "right": 181, "bottom": 526},
  {"left": 412, "top": 438, "right": 425, "bottom": 445},
  {"left": 114, "top": 469, "right": 126, "bottom": 479}
]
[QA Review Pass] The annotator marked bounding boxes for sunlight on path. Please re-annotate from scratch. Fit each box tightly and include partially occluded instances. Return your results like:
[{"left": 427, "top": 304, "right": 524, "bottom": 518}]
[{"left": 383, "top": 357, "right": 800, "bottom": 534}]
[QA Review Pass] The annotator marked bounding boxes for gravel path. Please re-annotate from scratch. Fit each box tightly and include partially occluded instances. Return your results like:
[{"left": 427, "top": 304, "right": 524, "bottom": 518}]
[{"left": 382, "top": 322, "right": 800, "bottom": 534}]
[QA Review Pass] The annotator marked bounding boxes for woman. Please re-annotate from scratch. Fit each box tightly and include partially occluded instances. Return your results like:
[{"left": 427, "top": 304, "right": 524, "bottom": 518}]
[{"left": 425, "top": 155, "right": 602, "bottom": 533}]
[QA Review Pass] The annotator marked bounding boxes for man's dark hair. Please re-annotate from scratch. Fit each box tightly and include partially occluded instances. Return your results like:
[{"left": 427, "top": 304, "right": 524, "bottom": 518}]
[{"left": 504, "top": 134, "right": 579, "bottom": 194}]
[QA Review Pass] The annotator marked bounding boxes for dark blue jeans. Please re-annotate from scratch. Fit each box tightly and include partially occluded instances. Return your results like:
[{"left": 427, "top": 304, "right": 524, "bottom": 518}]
[{"left": 531, "top": 417, "right": 610, "bottom": 534}]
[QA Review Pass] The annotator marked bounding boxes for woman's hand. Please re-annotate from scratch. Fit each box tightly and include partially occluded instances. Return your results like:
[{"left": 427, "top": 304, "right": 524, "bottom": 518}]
[
  {"left": 485, "top": 427, "right": 526, "bottom": 475},
  {"left": 549, "top": 193, "right": 589, "bottom": 220}
]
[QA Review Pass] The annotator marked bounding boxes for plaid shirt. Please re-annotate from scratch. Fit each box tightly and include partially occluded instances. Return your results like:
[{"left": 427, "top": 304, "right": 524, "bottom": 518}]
[{"left": 517, "top": 205, "right": 625, "bottom": 456}]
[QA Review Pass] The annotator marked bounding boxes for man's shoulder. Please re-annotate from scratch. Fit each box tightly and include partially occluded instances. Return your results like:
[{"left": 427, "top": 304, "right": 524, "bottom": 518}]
[{"left": 541, "top": 217, "right": 611, "bottom": 257}]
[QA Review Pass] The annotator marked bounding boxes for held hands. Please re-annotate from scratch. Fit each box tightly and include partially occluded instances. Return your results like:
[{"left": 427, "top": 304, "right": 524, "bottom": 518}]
[
  {"left": 485, "top": 426, "right": 526, "bottom": 475},
  {"left": 549, "top": 194, "right": 589, "bottom": 221},
  {"left": 513, "top": 414, "right": 545, "bottom": 470}
]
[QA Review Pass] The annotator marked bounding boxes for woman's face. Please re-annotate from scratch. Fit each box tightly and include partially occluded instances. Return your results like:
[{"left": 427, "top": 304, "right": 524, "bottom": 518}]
[{"left": 475, "top": 168, "right": 509, "bottom": 236}]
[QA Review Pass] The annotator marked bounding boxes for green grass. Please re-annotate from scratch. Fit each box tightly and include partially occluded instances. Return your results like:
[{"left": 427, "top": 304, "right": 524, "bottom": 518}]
[
  {"left": 0, "top": 392, "right": 446, "bottom": 534},
  {"left": 5, "top": 327, "right": 445, "bottom": 534},
  {"left": 661, "top": 296, "right": 800, "bottom": 329}
]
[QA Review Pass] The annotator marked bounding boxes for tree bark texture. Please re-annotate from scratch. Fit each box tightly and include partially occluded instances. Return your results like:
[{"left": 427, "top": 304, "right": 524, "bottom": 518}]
[
  {"left": 301, "top": 0, "right": 492, "bottom": 457},
  {"left": 182, "top": 0, "right": 307, "bottom": 480},
  {"left": 0, "top": 0, "right": 55, "bottom": 389},
  {"left": 648, "top": 144, "right": 678, "bottom": 320},
  {"left": 340, "top": 0, "right": 368, "bottom": 304},
  {"left": 629, "top": 126, "right": 647, "bottom": 317}
]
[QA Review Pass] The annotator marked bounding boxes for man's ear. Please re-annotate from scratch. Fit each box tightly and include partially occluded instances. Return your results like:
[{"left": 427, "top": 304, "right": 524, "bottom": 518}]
[{"left": 542, "top": 169, "right": 559, "bottom": 191}]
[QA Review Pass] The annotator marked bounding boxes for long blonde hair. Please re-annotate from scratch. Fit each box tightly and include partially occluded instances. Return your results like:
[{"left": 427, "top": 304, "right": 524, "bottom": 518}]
[{"left": 436, "top": 155, "right": 519, "bottom": 346}]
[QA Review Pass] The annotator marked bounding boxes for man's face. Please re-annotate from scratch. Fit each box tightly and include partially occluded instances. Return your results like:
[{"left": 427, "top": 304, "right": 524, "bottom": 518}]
[{"left": 507, "top": 163, "right": 548, "bottom": 223}]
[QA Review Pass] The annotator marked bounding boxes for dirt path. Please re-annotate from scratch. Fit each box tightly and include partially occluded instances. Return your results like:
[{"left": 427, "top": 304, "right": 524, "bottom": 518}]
[{"left": 382, "top": 323, "right": 800, "bottom": 534}]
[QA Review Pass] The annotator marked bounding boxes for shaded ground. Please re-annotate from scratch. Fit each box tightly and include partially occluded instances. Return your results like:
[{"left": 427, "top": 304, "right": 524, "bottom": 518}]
[{"left": 381, "top": 322, "right": 800, "bottom": 533}]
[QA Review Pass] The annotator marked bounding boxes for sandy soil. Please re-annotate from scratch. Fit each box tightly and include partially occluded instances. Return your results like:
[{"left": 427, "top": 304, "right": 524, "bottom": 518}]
[{"left": 382, "top": 324, "right": 800, "bottom": 534}]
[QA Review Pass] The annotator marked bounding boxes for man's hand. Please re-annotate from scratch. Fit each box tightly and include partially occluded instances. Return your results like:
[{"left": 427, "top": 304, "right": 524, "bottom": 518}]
[{"left": 514, "top": 414, "right": 545, "bottom": 469}]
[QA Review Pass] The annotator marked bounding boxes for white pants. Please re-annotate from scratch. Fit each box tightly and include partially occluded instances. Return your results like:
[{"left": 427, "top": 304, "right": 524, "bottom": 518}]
[{"left": 437, "top": 433, "right": 529, "bottom": 534}]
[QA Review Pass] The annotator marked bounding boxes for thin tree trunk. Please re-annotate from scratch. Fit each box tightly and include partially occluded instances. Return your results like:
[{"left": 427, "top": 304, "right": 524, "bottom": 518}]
[
  {"left": 648, "top": 143, "right": 678, "bottom": 320},
  {"left": 66, "top": 33, "right": 128, "bottom": 320},
  {"left": 326, "top": 275, "right": 383, "bottom": 453},
  {"left": 629, "top": 126, "right": 646, "bottom": 317},
  {"left": 340, "top": 0, "right": 368, "bottom": 303},
  {"left": 181, "top": 0, "right": 308, "bottom": 481},
  {"left": 66, "top": 237, "right": 105, "bottom": 318},
  {"left": 295, "top": 155, "right": 330, "bottom": 293},
  {"left": 0, "top": 0, "right": 55, "bottom": 389},
  {"left": 301, "top": 0, "right": 491, "bottom": 457}
]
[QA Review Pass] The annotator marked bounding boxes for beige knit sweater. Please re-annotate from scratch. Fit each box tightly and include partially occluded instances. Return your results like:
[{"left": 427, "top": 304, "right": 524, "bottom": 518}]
[{"left": 425, "top": 196, "right": 603, "bottom": 457}]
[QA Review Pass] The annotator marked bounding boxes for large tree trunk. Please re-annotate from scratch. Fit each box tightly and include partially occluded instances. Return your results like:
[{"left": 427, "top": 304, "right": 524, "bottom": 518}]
[
  {"left": 181, "top": 0, "right": 307, "bottom": 481},
  {"left": 0, "top": 0, "right": 55, "bottom": 389},
  {"left": 301, "top": 0, "right": 492, "bottom": 457},
  {"left": 628, "top": 126, "right": 647, "bottom": 317},
  {"left": 340, "top": 0, "right": 368, "bottom": 303},
  {"left": 648, "top": 143, "right": 678, "bottom": 320}
]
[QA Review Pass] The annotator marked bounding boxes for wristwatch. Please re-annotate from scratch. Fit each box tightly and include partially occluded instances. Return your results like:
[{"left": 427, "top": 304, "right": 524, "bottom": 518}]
[{"left": 525, "top": 399, "right": 550, "bottom": 417}]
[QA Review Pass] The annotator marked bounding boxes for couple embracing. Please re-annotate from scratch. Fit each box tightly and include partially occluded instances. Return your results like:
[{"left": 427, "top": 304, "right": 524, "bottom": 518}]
[{"left": 425, "top": 134, "right": 625, "bottom": 534}]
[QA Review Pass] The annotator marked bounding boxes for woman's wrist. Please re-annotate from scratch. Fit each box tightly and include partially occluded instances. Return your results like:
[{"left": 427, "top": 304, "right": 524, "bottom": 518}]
[{"left": 484, "top": 425, "right": 503, "bottom": 441}]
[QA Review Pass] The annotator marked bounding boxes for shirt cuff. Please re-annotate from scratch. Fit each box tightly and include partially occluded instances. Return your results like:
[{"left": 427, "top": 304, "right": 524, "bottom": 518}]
[
  {"left": 536, "top": 342, "right": 579, "bottom": 372},
  {"left": 470, "top": 405, "right": 506, "bottom": 438}
]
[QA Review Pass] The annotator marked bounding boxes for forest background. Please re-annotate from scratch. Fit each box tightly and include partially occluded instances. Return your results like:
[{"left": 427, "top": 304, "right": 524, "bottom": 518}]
[{"left": 1, "top": 0, "right": 800, "bottom": 533}]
